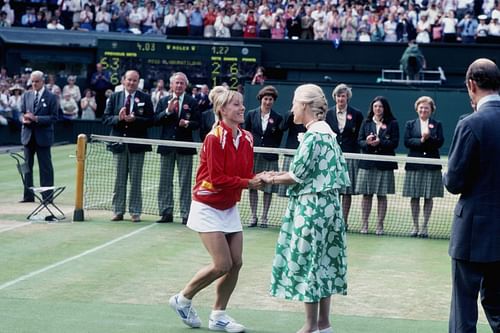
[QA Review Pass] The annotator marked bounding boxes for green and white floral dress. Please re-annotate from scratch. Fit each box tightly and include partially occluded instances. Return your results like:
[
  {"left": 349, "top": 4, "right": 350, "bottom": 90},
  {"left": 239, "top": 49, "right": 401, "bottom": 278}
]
[{"left": 270, "top": 121, "right": 350, "bottom": 302}]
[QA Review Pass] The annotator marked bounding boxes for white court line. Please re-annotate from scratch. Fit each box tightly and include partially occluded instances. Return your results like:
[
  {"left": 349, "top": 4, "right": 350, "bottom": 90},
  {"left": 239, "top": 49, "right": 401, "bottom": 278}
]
[
  {"left": 0, "top": 222, "right": 31, "bottom": 234},
  {"left": 0, "top": 223, "right": 157, "bottom": 291}
]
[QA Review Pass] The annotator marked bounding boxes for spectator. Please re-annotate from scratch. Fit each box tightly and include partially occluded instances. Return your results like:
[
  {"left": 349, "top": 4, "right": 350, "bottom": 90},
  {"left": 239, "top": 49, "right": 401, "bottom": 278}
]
[
  {"left": 476, "top": 14, "right": 489, "bottom": 42},
  {"left": 384, "top": 12, "right": 398, "bottom": 42},
  {"left": 286, "top": 4, "right": 301, "bottom": 39},
  {"left": 313, "top": 14, "right": 328, "bottom": 40},
  {"left": 251, "top": 66, "right": 266, "bottom": 85},
  {"left": 8, "top": 84, "right": 24, "bottom": 117},
  {"left": 141, "top": 1, "right": 156, "bottom": 34},
  {"left": 19, "top": 71, "right": 59, "bottom": 203},
  {"left": 151, "top": 79, "right": 168, "bottom": 110},
  {"left": 175, "top": 2, "right": 189, "bottom": 36},
  {"left": 258, "top": 6, "right": 273, "bottom": 38},
  {"left": 80, "top": 88, "right": 97, "bottom": 120},
  {"left": 127, "top": 1, "right": 143, "bottom": 34},
  {"left": 356, "top": 96, "right": 399, "bottom": 235},
  {"left": 370, "top": 12, "right": 385, "bottom": 41},
  {"left": 457, "top": 11, "right": 478, "bottom": 43},
  {"left": 90, "top": 63, "right": 112, "bottom": 118},
  {"left": 396, "top": 12, "right": 417, "bottom": 42},
  {"left": 155, "top": 72, "right": 200, "bottom": 224},
  {"left": 62, "top": 75, "right": 81, "bottom": 103},
  {"left": 102, "top": 69, "right": 154, "bottom": 223},
  {"left": 199, "top": 106, "right": 215, "bottom": 142},
  {"left": 244, "top": 85, "right": 283, "bottom": 228},
  {"left": 243, "top": 9, "right": 257, "bottom": 38},
  {"left": 189, "top": 2, "right": 204, "bottom": 36},
  {"left": 0, "top": 0, "right": 14, "bottom": 26},
  {"left": 197, "top": 84, "right": 211, "bottom": 112},
  {"left": 488, "top": 17, "right": 500, "bottom": 42},
  {"left": 113, "top": 1, "right": 130, "bottom": 32},
  {"left": 79, "top": 3, "right": 94, "bottom": 30},
  {"left": 230, "top": 4, "right": 245, "bottom": 37},
  {"left": 301, "top": 6, "right": 314, "bottom": 39},
  {"left": 203, "top": 5, "right": 217, "bottom": 37},
  {"left": 0, "top": 11, "right": 11, "bottom": 27},
  {"left": 440, "top": 10, "right": 458, "bottom": 42},
  {"left": 214, "top": 8, "right": 231, "bottom": 37},
  {"left": 21, "top": 8, "right": 36, "bottom": 28},
  {"left": 95, "top": 5, "right": 112, "bottom": 32},
  {"left": 403, "top": 96, "right": 444, "bottom": 238},
  {"left": 46, "top": 16, "right": 65, "bottom": 29},
  {"left": 34, "top": 11, "right": 47, "bottom": 28},
  {"left": 164, "top": 6, "right": 176, "bottom": 35},
  {"left": 60, "top": 91, "right": 79, "bottom": 120},
  {"left": 325, "top": 84, "right": 363, "bottom": 229}
]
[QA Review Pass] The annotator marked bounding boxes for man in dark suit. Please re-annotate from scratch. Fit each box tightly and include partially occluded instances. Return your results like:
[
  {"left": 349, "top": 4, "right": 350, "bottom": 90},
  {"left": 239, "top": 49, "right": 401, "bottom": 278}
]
[
  {"left": 155, "top": 72, "right": 200, "bottom": 224},
  {"left": 20, "top": 70, "right": 59, "bottom": 202},
  {"left": 325, "top": 83, "right": 363, "bottom": 227},
  {"left": 443, "top": 58, "right": 500, "bottom": 333},
  {"left": 102, "top": 69, "right": 154, "bottom": 223}
]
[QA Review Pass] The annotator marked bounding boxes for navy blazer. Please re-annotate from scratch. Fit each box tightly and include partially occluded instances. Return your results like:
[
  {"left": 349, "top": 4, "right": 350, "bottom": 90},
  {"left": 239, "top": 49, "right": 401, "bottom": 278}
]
[
  {"left": 404, "top": 118, "right": 444, "bottom": 170},
  {"left": 102, "top": 90, "right": 154, "bottom": 153},
  {"left": 154, "top": 93, "right": 200, "bottom": 155},
  {"left": 20, "top": 89, "right": 59, "bottom": 147},
  {"left": 280, "top": 112, "right": 305, "bottom": 150},
  {"left": 444, "top": 99, "right": 500, "bottom": 263},
  {"left": 358, "top": 118, "right": 399, "bottom": 170},
  {"left": 325, "top": 105, "right": 363, "bottom": 153},
  {"left": 244, "top": 108, "right": 283, "bottom": 161},
  {"left": 200, "top": 108, "right": 216, "bottom": 142}
]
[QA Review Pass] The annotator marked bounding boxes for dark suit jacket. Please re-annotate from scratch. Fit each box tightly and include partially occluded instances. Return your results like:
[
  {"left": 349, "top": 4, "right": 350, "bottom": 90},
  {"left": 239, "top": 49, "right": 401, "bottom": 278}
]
[
  {"left": 102, "top": 90, "right": 154, "bottom": 153},
  {"left": 358, "top": 118, "right": 399, "bottom": 170},
  {"left": 325, "top": 105, "right": 363, "bottom": 153},
  {"left": 280, "top": 112, "right": 305, "bottom": 150},
  {"left": 200, "top": 109, "right": 216, "bottom": 142},
  {"left": 20, "top": 89, "right": 59, "bottom": 147},
  {"left": 404, "top": 118, "right": 444, "bottom": 170},
  {"left": 244, "top": 108, "right": 283, "bottom": 161},
  {"left": 444, "top": 99, "right": 500, "bottom": 263},
  {"left": 154, "top": 93, "right": 200, "bottom": 155}
]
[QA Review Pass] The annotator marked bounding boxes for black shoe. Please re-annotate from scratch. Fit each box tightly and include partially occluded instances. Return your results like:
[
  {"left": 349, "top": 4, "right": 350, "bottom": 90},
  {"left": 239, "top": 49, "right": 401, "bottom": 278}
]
[
  {"left": 157, "top": 214, "right": 173, "bottom": 223},
  {"left": 19, "top": 198, "right": 35, "bottom": 203},
  {"left": 182, "top": 217, "right": 188, "bottom": 225},
  {"left": 248, "top": 218, "right": 258, "bottom": 228}
]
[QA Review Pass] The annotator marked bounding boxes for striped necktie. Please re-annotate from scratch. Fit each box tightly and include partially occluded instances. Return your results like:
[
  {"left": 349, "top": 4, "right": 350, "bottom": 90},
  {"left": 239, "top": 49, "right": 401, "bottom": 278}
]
[{"left": 33, "top": 91, "right": 39, "bottom": 112}]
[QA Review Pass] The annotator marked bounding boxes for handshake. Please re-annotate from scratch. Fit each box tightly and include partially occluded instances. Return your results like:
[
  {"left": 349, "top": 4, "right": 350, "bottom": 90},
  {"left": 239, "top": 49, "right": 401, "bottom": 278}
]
[{"left": 248, "top": 171, "right": 286, "bottom": 190}]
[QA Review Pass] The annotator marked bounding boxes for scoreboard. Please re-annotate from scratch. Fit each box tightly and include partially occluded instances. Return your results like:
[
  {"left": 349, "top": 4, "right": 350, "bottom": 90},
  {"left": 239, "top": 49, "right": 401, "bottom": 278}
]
[{"left": 96, "top": 39, "right": 261, "bottom": 89}]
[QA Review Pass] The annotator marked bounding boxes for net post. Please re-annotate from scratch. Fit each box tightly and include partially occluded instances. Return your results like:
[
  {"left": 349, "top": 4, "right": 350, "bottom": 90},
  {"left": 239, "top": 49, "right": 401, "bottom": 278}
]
[{"left": 73, "top": 134, "right": 87, "bottom": 222}]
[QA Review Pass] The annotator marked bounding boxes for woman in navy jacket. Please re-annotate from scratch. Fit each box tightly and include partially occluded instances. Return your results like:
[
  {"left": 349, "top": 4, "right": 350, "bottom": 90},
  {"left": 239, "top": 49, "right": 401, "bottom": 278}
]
[
  {"left": 356, "top": 96, "right": 399, "bottom": 235},
  {"left": 402, "top": 96, "right": 444, "bottom": 238},
  {"left": 244, "top": 86, "right": 283, "bottom": 227}
]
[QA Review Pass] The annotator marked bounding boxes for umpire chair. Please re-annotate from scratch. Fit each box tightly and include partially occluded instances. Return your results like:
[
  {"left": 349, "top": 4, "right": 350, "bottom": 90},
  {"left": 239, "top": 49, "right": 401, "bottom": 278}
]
[{"left": 10, "top": 152, "right": 66, "bottom": 221}]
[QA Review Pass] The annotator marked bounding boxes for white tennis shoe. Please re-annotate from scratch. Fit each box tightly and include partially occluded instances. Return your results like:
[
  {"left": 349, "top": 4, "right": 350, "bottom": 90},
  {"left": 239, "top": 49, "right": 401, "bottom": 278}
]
[
  {"left": 169, "top": 294, "right": 201, "bottom": 328},
  {"left": 208, "top": 313, "right": 245, "bottom": 332}
]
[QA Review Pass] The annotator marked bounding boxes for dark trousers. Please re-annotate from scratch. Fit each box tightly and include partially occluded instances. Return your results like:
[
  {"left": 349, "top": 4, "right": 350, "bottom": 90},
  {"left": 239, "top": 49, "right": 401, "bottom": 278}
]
[
  {"left": 449, "top": 258, "right": 500, "bottom": 333},
  {"left": 23, "top": 136, "right": 54, "bottom": 201}
]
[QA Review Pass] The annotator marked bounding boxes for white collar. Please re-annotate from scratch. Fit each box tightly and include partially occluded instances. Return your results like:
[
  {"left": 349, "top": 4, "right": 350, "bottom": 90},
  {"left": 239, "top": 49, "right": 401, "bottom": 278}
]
[
  {"left": 308, "top": 120, "right": 337, "bottom": 138},
  {"left": 476, "top": 94, "right": 500, "bottom": 112}
]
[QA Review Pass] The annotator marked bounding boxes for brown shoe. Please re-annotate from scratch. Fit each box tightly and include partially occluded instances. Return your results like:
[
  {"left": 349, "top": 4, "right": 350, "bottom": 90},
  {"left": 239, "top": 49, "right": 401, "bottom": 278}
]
[
  {"left": 111, "top": 214, "right": 124, "bottom": 221},
  {"left": 131, "top": 214, "right": 141, "bottom": 223}
]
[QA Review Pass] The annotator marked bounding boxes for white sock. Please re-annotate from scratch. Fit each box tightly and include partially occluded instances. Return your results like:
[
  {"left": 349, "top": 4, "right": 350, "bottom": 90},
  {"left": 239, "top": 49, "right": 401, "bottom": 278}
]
[
  {"left": 177, "top": 292, "right": 192, "bottom": 306},
  {"left": 210, "top": 310, "right": 226, "bottom": 318}
]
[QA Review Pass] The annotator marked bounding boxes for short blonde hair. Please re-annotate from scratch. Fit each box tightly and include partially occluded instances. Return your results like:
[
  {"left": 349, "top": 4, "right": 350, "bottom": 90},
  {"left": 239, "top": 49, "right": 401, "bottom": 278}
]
[
  {"left": 414, "top": 96, "right": 436, "bottom": 113},
  {"left": 209, "top": 86, "right": 243, "bottom": 121},
  {"left": 294, "top": 84, "right": 328, "bottom": 120}
]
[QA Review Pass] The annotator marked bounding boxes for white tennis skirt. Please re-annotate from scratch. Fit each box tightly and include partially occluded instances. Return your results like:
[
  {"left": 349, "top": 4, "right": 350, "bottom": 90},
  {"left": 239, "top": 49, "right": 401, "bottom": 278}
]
[{"left": 186, "top": 200, "right": 243, "bottom": 233}]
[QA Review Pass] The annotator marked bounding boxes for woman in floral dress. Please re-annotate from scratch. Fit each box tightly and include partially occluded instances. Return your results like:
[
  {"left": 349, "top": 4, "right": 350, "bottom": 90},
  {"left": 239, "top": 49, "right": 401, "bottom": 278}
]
[{"left": 262, "top": 84, "right": 349, "bottom": 333}]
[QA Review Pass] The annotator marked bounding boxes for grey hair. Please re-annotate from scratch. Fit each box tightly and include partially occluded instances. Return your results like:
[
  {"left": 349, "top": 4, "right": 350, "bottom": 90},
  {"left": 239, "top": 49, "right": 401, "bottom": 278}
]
[
  {"left": 169, "top": 72, "right": 189, "bottom": 86},
  {"left": 332, "top": 83, "right": 352, "bottom": 100},
  {"left": 31, "top": 71, "right": 45, "bottom": 81},
  {"left": 294, "top": 84, "right": 328, "bottom": 121}
]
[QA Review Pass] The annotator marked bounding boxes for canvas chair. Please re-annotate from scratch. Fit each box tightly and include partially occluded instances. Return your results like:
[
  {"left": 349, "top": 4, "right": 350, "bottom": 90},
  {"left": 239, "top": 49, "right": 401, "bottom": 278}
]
[{"left": 10, "top": 152, "right": 66, "bottom": 221}]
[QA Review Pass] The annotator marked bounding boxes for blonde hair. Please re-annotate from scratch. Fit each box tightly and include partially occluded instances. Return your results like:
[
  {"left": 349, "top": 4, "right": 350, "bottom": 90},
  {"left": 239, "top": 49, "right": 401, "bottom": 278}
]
[
  {"left": 414, "top": 96, "right": 436, "bottom": 113},
  {"left": 294, "top": 84, "right": 328, "bottom": 120},
  {"left": 209, "top": 86, "right": 243, "bottom": 122}
]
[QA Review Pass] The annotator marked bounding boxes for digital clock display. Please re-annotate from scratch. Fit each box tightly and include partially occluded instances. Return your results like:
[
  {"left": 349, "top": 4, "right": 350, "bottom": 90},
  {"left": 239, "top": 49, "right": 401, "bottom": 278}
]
[{"left": 96, "top": 39, "right": 261, "bottom": 90}]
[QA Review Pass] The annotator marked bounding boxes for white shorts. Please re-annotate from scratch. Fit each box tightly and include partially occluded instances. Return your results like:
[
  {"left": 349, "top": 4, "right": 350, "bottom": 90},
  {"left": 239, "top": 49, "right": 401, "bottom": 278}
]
[{"left": 186, "top": 200, "right": 243, "bottom": 233}]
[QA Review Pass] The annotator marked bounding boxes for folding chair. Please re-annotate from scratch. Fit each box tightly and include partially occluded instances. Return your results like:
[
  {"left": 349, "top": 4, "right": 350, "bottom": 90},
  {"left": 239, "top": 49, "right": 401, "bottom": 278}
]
[{"left": 10, "top": 152, "right": 66, "bottom": 221}]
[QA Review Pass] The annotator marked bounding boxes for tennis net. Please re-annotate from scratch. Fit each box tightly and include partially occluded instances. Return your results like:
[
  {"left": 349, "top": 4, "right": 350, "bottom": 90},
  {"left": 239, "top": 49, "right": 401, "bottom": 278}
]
[{"left": 84, "top": 134, "right": 457, "bottom": 239}]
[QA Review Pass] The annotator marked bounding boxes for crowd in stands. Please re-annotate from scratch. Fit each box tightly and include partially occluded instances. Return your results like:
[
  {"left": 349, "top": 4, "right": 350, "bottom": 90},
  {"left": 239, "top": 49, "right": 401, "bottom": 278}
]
[{"left": 1, "top": 0, "right": 500, "bottom": 43}]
